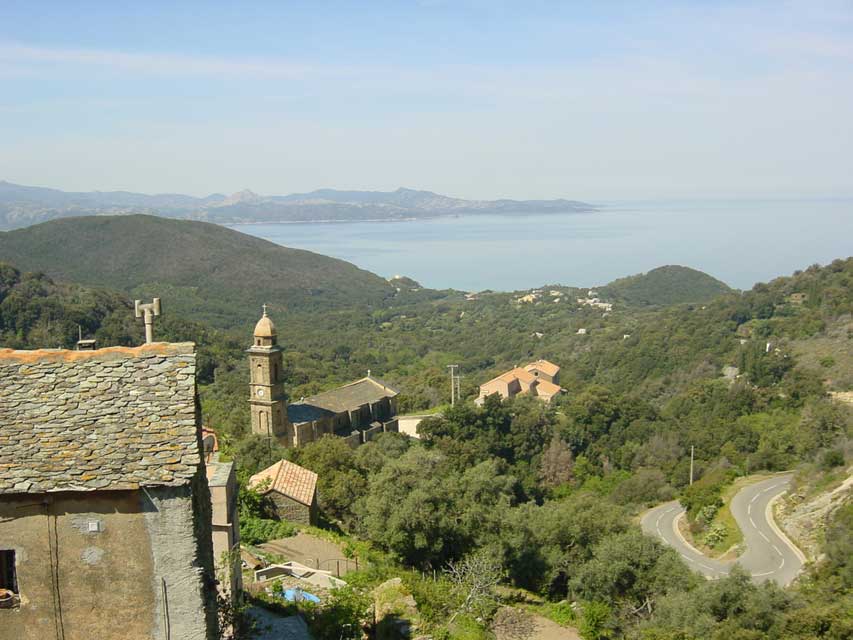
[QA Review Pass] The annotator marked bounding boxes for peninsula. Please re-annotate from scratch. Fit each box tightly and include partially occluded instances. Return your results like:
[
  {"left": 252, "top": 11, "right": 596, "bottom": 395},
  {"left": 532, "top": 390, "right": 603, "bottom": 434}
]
[{"left": 0, "top": 181, "right": 596, "bottom": 230}]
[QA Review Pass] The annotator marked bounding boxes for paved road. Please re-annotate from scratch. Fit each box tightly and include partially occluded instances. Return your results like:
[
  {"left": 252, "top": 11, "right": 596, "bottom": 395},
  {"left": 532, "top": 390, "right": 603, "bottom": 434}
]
[{"left": 640, "top": 475, "right": 804, "bottom": 585}]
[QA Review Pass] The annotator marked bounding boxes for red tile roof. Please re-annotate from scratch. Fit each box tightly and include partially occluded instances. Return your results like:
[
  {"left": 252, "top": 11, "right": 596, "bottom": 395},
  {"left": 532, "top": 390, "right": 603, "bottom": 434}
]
[
  {"left": 525, "top": 359, "right": 560, "bottom": 377},
  {"left": 249, "top": 460, "right": 318, "bottom": 507}
]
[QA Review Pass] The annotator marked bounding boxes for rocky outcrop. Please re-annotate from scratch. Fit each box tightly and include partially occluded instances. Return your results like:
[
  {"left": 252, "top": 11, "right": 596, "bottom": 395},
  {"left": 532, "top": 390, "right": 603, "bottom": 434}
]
[
  {"left": 776, "top": 470, "right": 853, "bottom": 561},
  {"left": 374, "top": 578, "right": 420, "bottom": 640}
]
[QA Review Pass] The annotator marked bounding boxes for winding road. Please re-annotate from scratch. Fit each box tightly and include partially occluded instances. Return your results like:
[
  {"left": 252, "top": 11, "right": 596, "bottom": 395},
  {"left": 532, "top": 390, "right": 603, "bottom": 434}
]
[{"left": 641, "top": 475, "right": 805, "bottom": 585}]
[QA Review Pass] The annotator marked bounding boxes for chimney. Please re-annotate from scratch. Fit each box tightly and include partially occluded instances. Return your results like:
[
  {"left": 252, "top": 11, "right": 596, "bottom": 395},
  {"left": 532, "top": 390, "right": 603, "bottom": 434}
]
[{"left": 76, "top": 339, "right": 97, "bottom": 351}]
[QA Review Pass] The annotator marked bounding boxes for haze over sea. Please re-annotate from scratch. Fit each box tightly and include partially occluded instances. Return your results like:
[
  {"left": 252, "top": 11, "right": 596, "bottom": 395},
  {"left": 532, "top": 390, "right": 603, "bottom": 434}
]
[{"left": 231, "top": 198, "right": 853, "bottom": 292}]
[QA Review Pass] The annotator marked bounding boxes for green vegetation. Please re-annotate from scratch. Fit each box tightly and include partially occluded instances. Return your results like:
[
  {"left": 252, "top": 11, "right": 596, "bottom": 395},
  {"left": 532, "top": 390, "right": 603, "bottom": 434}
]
[
  {"left": 236, "top": 477, "right": 296, "bottom": 545},
  {"left": 1, "top": 222, "right": 851, "bottom": 639},
  {"left": 600, "top": 265, "right": 732, "bottom": 306},
  {"left": 0, "top": 215, "right": 394, "bottom": 325}
]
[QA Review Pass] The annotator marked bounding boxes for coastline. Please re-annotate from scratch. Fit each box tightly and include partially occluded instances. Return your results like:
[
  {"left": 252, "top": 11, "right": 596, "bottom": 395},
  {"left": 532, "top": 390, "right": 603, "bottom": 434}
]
[{"left": 221, "top": 207, "right": 598, "bottom": 226}]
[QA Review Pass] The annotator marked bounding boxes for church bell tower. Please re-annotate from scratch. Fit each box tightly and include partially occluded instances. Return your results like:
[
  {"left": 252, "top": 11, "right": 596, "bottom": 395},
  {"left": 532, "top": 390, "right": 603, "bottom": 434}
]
[{"left": 247, "top": 306, "right": 292, "bottom": 446}]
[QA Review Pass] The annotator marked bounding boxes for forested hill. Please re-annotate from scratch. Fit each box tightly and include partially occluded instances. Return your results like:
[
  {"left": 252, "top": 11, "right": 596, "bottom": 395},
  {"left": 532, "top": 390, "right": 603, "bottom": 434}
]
[
  {"left": 0, "top": 215, "right": 394, "bottom": 326},
  {"left": 600, "top": 265, "right": 732, "bottom": 306}
]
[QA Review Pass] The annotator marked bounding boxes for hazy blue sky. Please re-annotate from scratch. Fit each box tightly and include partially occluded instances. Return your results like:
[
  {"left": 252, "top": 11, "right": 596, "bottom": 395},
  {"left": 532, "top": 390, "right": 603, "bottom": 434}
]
[{"left": 1, "top": 1, "right": 851, "bottom": 200}]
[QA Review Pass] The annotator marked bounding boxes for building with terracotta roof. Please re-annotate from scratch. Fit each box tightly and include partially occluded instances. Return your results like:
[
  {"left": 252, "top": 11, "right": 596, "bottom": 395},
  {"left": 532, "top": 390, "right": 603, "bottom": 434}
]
[
  {"left": 0, "top": 342, "right": 218, "bottom": 640},
  {"left": 475, "top": 360, "right": 564, "bottom": 405},
  {"left": 525, "top": 359, "right": 561, "bottom": 384},
  {"left": 249, "top": 459, "right": 319, "bottom": 525}
]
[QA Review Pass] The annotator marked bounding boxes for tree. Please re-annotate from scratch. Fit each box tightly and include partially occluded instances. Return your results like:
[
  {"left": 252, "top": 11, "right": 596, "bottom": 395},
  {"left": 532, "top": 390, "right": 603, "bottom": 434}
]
[
  {"left": 357, "top": 447, "right": 465, "bottom": 566},
  {"left": 232, "top": 434, "right": 288, "bottom": 477},
  {"left": 291, "top": 435, "right": 368, "bottom": 525},
  {"left": 539, "top": 435, "right": 574, "bottom": 489},
  {"left": 570, "top": 530, "right": 695, "bottom": 614},
  {"left": 446, "top": 549, "right": 504, "bottom": 622}
]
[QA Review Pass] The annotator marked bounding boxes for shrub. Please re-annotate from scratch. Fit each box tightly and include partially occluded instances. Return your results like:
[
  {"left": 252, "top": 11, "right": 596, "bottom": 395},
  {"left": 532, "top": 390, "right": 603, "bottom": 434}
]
[
  {"left": 821, "top": 448, "right": 845, "bottom": 470},
  {"left": 240, "top": 517, "right": 296, "bottom": 545}
]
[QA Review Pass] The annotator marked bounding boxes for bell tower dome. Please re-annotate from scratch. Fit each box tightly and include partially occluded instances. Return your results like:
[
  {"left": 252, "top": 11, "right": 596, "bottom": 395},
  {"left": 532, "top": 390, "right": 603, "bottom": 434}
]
[{"left": 247, "top": 305, "right": 292, "bottom": 446}]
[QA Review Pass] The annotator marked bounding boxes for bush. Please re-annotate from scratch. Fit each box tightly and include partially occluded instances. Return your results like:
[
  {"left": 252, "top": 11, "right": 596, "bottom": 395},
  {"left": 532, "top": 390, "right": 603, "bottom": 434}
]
[
  {"left": 580, "top": 601, "right": 615, "bottom": 640},
  {"left": 240, "top": 517, "right": 296, "bottom": 545},
  {"left": 820, "top": 448, "right": 845, "bottom": 470}
]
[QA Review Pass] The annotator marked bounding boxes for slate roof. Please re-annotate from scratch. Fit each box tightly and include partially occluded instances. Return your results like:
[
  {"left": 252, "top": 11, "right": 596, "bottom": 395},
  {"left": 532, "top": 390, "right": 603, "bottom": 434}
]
[
  {"left": 286, "top": 402, "right": 335, "bottom": 426},
  {"left": 290, "top": 376, "right": 399, "bottom": 419},
  {"left": 0, "top": 343, "right": 201, "bottom": 495},
  {"left": 249, "top": 460, "right": 317, "bottom": 506}
]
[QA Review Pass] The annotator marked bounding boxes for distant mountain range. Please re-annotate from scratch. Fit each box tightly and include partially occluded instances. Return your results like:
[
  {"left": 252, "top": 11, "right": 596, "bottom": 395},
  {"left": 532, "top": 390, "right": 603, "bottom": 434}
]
[{"left": 0, "top": 180, "right": 596, "bottom": 230}]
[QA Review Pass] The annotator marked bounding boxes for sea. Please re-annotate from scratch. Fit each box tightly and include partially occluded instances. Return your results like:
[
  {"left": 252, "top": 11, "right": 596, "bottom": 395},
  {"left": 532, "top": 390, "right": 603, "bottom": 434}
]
[{"left": 228, "top": 199, "right": 853, "bottom": 291}]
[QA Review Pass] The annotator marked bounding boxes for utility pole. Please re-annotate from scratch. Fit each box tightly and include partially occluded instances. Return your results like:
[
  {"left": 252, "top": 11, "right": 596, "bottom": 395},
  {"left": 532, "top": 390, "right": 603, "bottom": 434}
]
[
  {"left": 689, "top": 445, "right": 695, "bottom": 486},
  {"left": 448, "top": 364, "right": 459, "bottom": 405}
]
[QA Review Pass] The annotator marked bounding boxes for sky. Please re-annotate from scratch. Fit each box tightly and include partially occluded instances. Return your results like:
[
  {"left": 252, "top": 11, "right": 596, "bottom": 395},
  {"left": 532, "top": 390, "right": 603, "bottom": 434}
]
[{"left": 0, "top": 1, "right": 852, "bottom": 200}]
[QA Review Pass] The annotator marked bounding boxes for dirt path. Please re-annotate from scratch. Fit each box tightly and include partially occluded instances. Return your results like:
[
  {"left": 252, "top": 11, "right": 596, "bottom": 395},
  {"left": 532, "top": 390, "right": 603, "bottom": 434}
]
[
  {"left": 493, "top": 608, "right": 581, "bottom": 640},
  {"left": 259, "top": 531, "right": 359, "bottom": 575}
]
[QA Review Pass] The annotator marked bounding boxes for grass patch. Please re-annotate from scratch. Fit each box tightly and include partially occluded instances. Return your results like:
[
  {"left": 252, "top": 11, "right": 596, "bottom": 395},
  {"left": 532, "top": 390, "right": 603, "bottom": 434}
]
[
  {"left": 531, "top": 601, "right": 578, "bottom": 627},
  {"left": 683, "top": 473, "right": 777, "bottom": 558}
]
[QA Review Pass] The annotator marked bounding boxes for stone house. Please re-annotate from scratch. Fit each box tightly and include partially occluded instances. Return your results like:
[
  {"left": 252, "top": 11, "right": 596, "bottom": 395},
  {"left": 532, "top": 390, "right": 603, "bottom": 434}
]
[
  {"left": 249, "top": 460, "right": 318, "bottom": 525},
  {"left": 0, "top": 343, "right": 218, "bottom": 640},
  {"left": 475, "top": 360, "right": 564, "bottom": 405}
]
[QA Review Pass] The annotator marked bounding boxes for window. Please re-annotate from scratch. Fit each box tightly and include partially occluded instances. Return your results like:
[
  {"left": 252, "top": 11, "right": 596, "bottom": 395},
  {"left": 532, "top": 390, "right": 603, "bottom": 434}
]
[{"left": 0, "top": 550, "right": 18, "bottom": 608}]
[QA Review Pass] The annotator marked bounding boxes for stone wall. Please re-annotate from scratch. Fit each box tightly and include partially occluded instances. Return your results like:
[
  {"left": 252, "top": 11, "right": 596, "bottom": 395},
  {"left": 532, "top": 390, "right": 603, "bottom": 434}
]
[
  {"left": 268, "top": 492, "right": 314, "bottom": 526},
  {"left": 0, "top": 484, "right": 217, "bottom": 640},
  {"left": 144, "top": 479, "right": 218, "bottom": 640},
  {"left": 362, "top": 424, "right": 384, "bottom": 443}
]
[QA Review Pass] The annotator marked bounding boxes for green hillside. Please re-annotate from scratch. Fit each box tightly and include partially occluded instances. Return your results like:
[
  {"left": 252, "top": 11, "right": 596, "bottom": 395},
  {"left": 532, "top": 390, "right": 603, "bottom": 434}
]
[
  {"left": 600, "top": 264, "right": 732, "bottom": 306},
  {"left": 0, "top": 215, "right": 394, "bottom": 327}
]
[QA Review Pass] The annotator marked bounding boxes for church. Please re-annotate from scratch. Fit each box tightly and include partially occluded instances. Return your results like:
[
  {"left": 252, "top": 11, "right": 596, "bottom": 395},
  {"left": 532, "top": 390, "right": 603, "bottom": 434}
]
[{"left": 248, "top": 308, "right": 399, "bottom": 448}]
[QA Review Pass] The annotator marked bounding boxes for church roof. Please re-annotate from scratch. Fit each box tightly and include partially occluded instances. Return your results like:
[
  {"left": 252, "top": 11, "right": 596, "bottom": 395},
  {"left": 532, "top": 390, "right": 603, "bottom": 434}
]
[
  {"left": 287, "top": 402, "right": 335, "bottom": 426},
  {"left": 0, "top": 343, "right": 201, "bottom": 495},
  {"left": 249, "top": 459, "right": 317, "bottom": 506},
  {"left": 254, "top": 314, "right": 277, "bottom": 338},
  {"left": 290, "top": 376, "right": 399, "bottom": 417}
]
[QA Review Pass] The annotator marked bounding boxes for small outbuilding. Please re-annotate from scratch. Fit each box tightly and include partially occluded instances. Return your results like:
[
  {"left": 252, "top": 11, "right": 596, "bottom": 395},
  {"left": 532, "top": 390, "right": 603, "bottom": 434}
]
[{"left": 249, "top": 460, "right": 319, "bottom": 525}]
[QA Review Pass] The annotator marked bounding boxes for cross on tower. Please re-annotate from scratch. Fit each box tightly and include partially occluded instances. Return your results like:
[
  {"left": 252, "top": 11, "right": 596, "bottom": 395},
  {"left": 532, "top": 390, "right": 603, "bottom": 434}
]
[
  {"left": 262, "top": 303, "right": 268, "bottom": 316},
  {"left": 135, "top": 298, "right": 162, "bottom": 344}
]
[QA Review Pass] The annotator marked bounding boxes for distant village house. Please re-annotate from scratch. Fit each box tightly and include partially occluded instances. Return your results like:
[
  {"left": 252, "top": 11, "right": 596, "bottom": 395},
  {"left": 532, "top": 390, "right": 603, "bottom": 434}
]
[{"left": 475, "top": 359, "right": 564, "bottom": 405}]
